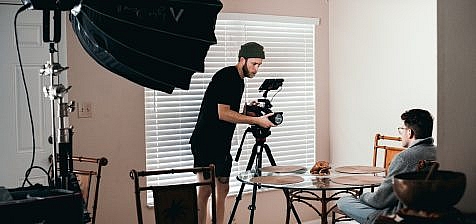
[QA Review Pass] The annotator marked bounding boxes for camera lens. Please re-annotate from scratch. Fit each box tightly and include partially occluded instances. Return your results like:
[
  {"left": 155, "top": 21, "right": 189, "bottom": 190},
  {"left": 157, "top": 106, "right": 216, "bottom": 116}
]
[{"left": 270, "top": 112, "right": 283, "bottom": 125}]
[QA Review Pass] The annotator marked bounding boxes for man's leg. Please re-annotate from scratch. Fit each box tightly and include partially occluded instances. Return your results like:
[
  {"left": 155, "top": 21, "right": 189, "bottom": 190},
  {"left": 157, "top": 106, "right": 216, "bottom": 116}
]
[
  {"left": 197, "top": 174, "right": 212, "bottom": 224},
  {"left": 197, "top": 174, "right": 230, "bottom": 224},
  {"left": 194, "top": 150, "right": 231, "bottom": 224},
  {"left": 215, "top": 176, "right": 230, "bottom": 224},
  {"left": 337, "top": 196, "right": 378, "bottom": 224}
]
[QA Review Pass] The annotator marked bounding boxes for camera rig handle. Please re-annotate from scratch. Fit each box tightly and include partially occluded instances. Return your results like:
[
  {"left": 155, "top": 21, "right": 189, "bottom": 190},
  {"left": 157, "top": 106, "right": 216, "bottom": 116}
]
[
  {"left": 262, "top": 89, "right": 270, "bottom": 99},
  {"left": 258, "top": 98, "right": 273, "bottom": 110}
]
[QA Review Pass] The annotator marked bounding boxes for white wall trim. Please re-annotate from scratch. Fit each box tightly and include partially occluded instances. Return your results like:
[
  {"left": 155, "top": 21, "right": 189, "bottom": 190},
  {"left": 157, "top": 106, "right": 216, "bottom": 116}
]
[{"left": 219, "top": 12, "right": 320, "bottom": 25}]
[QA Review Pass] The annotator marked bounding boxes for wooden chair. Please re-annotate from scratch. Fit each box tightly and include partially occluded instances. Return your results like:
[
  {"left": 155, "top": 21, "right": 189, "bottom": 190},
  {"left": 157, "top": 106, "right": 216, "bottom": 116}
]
[
  {"left": 331, "top": 133, "right": 405, "bottom": 224},
  {"left": 72, "top": 156, "right": 108, "bottom": 224},
  {"left": 49, "top": 155, "right": 108, "bottom": 224},
  {"left": 129, "top": 165, "right": 216, "bottom": 224},
  {"left": 372, "top": 134, "right": 404, "bottom": 176}
]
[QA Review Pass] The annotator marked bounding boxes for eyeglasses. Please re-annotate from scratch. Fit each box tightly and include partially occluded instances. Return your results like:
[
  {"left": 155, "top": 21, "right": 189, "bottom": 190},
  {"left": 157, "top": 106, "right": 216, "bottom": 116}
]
[{"left": 397, "top": 127, "right": 409, "bottom": 135}]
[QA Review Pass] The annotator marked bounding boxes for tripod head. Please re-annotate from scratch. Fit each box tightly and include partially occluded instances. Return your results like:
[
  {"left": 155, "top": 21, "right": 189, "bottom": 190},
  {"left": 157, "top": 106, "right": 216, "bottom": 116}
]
[
  {"left": 234, "top": 125, "right": 271, "bottom": 164},
  {"left": 250, "top": 125, "right": 271, "bottom": 139}
]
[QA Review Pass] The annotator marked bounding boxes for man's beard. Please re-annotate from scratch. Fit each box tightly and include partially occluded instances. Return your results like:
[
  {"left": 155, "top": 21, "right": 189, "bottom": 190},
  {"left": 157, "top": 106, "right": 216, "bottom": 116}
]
[{"left": 242, "top": 59, "right": 252, "bottom": 78}]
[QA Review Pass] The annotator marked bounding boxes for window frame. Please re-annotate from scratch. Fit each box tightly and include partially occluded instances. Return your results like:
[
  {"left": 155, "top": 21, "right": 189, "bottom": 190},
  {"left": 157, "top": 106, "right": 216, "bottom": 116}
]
[{"left": 144, "top": 13, "right": 319, "bottom": 204}]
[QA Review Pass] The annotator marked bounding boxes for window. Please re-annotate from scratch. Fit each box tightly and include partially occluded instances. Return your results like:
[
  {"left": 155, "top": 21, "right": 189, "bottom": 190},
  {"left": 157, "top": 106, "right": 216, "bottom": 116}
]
[{"left": 144, "top": 13, "right": 318, "bottom": 203}]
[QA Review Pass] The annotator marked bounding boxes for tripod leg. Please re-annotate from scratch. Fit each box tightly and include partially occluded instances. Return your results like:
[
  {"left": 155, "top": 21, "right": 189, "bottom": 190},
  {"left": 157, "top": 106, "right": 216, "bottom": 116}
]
[
  {"left": 227, "top": 183, "right": 246, "bottom": 224},
  {"left": 263, "top": 144, "right": 276, "bottom": 166},
  {"left": 229, "top": 142, "right": 260, "bottom": 224},
  {"left": 234, "top": 127, "right": 251, "bottom": 162},
  {"left": 245, "top": 143, "right": 262, "bottom": 224},
  {"left": 256, "top": 144, "right": 264, "bottom": 172},
  {"left": 246, "top": 144, "right": 259, "bottom": 171},
  {"left": 248, "top": 184, "right": 258, "bottom": 224}
]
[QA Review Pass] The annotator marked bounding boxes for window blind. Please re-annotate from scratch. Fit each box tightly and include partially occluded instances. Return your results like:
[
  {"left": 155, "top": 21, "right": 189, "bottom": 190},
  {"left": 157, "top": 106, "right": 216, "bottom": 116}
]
[{"left": 145, "top": 13, "right": 318, "bottom": 203}]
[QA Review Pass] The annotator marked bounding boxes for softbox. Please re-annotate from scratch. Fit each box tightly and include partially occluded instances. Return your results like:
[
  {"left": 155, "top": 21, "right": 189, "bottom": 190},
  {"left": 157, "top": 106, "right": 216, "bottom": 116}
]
[{"left": 70, "top": 0, "right": 223, "bottom": 93}]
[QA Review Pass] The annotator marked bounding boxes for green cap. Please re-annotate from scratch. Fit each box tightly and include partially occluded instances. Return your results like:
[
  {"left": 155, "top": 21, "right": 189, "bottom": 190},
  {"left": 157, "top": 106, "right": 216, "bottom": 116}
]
[{"left": 238, "top": 42, "right": 265, "bottom": 59}]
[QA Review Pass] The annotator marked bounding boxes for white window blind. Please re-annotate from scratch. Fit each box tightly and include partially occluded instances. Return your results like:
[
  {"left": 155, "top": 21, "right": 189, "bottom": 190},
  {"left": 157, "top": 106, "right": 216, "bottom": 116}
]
[{"left": 145, "top": 13, "right": 317, "bottom": 203}]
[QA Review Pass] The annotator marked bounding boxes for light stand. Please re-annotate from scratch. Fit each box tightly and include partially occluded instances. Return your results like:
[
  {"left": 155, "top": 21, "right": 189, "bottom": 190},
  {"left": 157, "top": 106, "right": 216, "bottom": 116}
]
[
  {"left": 34, "top": 4, "right": 77, "bottom": 190},
  {"left": 41, "top": 42, "right": 75, "bottom": 189},
  {"left": 6, "top": 3, "right": 84, "bottom": 223},
  {"left": 35, "top": 7, "right": 88, "bottom": 223}
]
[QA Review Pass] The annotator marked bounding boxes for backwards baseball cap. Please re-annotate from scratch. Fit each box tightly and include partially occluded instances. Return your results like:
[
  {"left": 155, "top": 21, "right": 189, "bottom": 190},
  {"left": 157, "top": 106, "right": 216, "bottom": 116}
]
[{"left": 238, "top": 42, "right": 265, "bottom": 59}]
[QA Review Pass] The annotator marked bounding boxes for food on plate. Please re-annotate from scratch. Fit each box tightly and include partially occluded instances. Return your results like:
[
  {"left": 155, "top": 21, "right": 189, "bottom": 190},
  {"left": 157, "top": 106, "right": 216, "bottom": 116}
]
[{"left": 310, "top": 160, "right": 331, "bottom": 175}]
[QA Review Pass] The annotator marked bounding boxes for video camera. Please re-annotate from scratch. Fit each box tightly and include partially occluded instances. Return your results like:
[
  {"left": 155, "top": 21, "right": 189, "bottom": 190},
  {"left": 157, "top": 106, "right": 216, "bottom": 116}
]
[
  {"left": 234, "top": 79, "right": 284, "bottom": 163},
  {"left": 245, "top": 79, "right": 284, "bottom": 126}
]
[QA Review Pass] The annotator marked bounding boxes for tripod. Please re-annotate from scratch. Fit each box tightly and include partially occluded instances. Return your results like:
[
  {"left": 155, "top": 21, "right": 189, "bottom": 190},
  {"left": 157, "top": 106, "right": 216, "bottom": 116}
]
[{"left": 228, "top": 126, "right": 301, "bottom": 224}]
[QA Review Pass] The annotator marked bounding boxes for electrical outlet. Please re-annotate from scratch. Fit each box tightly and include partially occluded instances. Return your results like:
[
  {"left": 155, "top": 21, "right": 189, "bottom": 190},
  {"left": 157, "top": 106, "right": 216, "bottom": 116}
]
[{"left": 78, "top": 102, "right": 92, "bottom": 118}]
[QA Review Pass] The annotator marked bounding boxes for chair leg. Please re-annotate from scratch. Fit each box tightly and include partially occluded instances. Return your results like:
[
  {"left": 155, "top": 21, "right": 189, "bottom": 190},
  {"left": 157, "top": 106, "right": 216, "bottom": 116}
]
[{"left": 331, "top": 211, "right": 336, "bottom": 224}]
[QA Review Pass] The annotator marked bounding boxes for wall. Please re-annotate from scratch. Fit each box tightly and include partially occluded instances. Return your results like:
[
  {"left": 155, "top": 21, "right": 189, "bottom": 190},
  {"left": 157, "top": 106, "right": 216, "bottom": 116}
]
[
  {"left": 67, "top": 0, "right": 328, "bottom": 223},
  {"left": 437, "top": 0, "right": 476, "bottom": 212},
  {"left": 329, "top": 0, "right": 437, "bottom": 166},
  {"left": 66, "top": 22, "right": 146, "bottom": 224}
]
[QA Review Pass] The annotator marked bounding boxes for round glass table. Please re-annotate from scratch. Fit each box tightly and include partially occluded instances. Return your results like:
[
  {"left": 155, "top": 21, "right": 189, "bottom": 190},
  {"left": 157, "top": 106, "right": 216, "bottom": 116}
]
[{"left": 235, "top": 166, "right": 384, "bottom": 224}]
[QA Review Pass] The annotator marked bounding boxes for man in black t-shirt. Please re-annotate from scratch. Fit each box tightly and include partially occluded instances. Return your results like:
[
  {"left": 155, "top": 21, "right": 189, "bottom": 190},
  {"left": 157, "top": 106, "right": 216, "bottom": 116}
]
[{"left": 190, "top": 42, "right": 275, "bottom": 224}]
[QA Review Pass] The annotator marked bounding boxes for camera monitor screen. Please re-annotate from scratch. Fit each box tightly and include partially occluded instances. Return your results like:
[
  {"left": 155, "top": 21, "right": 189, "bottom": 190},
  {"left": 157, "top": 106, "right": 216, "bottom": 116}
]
[{"left": 259, "top": 79, "right": 284, "bottom": 91}]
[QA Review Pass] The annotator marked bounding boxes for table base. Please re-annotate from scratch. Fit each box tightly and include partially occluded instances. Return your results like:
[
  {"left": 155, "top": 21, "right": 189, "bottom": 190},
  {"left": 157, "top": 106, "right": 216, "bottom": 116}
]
[{"left": 286, "top": 188, "right": 363, "bottom": 224}]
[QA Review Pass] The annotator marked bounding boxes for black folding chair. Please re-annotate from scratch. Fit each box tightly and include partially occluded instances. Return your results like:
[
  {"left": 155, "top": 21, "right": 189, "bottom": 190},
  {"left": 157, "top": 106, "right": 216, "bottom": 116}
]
[{"left": 130, "top": 165, "right": 216, "bottom": 224}]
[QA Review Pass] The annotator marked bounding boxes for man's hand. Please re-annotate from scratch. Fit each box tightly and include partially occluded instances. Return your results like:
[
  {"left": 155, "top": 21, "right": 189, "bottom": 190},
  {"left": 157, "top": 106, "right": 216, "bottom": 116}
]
[
  {"left": 242, "top": 100, "right": 258, "bottom": 115},
  {"left": 255, "top": 113, "right": 276, "bottom": 129},
  {"left": 218, "top": 104, "right": 275, "bottom": 128}
]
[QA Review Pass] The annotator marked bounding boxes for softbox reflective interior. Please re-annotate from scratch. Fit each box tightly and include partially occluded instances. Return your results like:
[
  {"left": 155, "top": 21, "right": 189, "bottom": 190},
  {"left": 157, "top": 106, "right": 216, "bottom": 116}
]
[{"left": 70, "top": 0, "right": 223, "bottom": 93}]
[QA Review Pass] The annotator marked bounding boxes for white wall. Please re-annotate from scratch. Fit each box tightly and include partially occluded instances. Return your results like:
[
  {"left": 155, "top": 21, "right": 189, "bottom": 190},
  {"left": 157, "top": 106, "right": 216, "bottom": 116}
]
[
  {"left": 329, "top": 0, "right": 437, "bottom": 166},
  {"left": 437, "top": 0, "right": 476, "bottom": 212}
]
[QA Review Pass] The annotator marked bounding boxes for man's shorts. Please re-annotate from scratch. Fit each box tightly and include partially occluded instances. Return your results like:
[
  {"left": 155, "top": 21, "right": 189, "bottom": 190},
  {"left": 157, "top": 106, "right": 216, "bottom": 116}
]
[{"left": 191, "top": 143, "right": 232, "bottom": 179}]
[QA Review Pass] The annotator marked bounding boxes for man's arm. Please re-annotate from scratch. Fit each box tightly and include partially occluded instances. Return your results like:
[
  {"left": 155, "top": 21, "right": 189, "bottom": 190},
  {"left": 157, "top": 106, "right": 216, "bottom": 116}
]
[
  {"left": 360, "top": 155, "right": 408, "bottom": 209},
  {"left": 359, "top": 177, "right": 397, "bottom": 209},
  {"left": 218, "top": 104, "right": 275, "bottom": 128}
]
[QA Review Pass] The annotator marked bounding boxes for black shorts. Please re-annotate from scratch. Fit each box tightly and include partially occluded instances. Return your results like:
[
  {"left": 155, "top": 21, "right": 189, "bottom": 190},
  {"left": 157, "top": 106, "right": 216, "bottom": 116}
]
[{"left": 191, "top": 143, "right": 232, "bottom": 179}]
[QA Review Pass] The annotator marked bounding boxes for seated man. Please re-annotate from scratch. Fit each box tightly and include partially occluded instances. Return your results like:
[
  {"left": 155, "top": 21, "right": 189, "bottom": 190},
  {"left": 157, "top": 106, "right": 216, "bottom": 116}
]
[{"left": 336, "top": 109, "right": 436, "bottom": 224}]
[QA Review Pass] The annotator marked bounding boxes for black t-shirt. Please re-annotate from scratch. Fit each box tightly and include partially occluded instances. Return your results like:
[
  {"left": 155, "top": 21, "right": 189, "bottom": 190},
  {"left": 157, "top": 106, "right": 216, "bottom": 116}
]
[{"left": 190, "top": 66, "right": 244, "bottom": 153}]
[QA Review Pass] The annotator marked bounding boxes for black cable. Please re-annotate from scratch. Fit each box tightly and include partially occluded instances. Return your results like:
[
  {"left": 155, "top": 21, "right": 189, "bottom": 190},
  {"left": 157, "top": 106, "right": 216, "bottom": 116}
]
[
  {"left": 48, "top": 162, "right": 54, "bottom": 186},
  {"left": 24, "top": 166, "right": 52, "bottom": 186},
  {"left": 270, "top": 86, "right": 282, "bottom": 102},
  {"left": 13, "top": 3, "right": 51, "bottom": 187}
]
